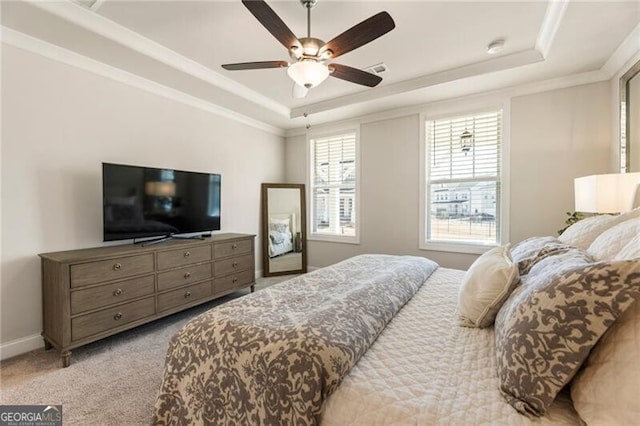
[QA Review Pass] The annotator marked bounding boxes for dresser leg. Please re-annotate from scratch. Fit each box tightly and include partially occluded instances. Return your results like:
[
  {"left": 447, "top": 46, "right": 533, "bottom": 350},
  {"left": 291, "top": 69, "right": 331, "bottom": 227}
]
[
  {"left": 250, "top": 284, "right": 255, "bottom": 293},
  {"left": 43, "top": 339, "right": 52, "bottom": 350},
  {"left": 61, "top": 351, "right": 71, "bottom": 368}
]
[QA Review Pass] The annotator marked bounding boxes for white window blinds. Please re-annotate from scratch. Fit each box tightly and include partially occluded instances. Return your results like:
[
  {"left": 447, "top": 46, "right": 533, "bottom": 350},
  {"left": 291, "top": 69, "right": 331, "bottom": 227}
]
[
  {"left": 310, "top": 132, "right": 357, "bottom": 238},
  {"left": 428, "top": 111, "right": 501, "bottom": 181},
  {"left": 426, "top": 110, "right": 502, "bottom": 245}
]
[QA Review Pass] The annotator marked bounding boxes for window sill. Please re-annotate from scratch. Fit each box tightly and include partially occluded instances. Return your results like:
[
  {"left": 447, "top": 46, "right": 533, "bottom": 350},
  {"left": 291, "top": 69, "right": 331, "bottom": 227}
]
[
  {"left": 419, "top": 241, "right": 498, "bottom": 255},
  {"left": 308, "top": 234, "right": 360, "bottom": 245}
]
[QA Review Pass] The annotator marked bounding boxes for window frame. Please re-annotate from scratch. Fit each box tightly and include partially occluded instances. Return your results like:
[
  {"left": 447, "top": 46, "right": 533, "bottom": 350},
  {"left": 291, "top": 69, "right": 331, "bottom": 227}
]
[
  {"left": 419, "top": 99, "right": 510, "bottom": 254},
  {"left": 307, "top": 126, "right": 361, "bottom": 244}
]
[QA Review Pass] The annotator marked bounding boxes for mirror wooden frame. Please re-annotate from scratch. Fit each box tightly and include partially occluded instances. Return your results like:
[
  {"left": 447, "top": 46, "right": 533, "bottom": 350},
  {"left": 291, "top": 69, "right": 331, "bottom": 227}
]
[
  {"left": 261, "top": 183, "right": 307, "bottom": 277},
  {"left": 620, "top": 58, "right": 640, "bottom": 172}
]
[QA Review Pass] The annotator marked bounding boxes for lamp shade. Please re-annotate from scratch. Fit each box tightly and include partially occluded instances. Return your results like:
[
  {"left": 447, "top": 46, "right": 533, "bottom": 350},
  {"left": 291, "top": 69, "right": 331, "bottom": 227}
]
[
  {"left": 287, "top": 60, "right": 329, "bottom": 89},
  {"left": 574, "top": 172, "right": 640, "bottom": 213}
]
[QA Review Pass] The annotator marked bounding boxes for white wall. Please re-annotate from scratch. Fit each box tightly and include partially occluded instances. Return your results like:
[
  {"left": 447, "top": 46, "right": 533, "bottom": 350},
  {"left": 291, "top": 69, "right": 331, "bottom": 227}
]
[
  {"left": 286, "top": 81, "right": 612, "bottom": 270},
  {"left": 510, "top": 82, "right": 611, "bottom": 242},
  {"left": 0, "top": 44, "right": 285, "bottom": 357}
]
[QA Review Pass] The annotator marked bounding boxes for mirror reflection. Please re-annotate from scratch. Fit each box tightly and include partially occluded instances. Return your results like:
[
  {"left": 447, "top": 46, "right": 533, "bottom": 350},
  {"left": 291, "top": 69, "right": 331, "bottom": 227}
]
[{"left": 261, "top": 183, "right": 307, "bottom": 276}]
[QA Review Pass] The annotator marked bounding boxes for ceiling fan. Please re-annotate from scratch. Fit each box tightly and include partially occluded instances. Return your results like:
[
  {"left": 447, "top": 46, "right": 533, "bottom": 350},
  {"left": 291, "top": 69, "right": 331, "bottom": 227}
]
[{"left": 221, "top": 0, "right": 395, "bottom": 98}]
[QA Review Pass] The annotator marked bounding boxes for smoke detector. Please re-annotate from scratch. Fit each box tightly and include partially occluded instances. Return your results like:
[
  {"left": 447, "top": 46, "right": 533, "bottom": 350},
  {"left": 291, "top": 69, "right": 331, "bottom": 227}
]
[{"left": 487, "top": 39, "right": 505, "bottom": 55}]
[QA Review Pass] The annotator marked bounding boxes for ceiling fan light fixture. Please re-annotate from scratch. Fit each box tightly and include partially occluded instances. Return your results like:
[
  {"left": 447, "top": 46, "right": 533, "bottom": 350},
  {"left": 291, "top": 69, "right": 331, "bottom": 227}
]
[{"left": 288, "top": 60, "right": 329, "bottom": 88}]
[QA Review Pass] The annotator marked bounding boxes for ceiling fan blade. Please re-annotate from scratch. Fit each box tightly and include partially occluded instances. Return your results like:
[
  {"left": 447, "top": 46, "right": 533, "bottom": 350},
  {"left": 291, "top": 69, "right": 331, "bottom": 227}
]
[
  {"left": 329, "top": 63, "right": 382, "bottom": 87},
  {"left": 242, "top": 0, "right": 301, "bottom": 50},
  {"left": 320, "top": 12, "right": 395, "bottom": 59},
  {"left": 292, "top": 82, "right": 309, "bottom": 99},
  {"left": 221, "top": 60, "right": 288, "bottom": 71}
]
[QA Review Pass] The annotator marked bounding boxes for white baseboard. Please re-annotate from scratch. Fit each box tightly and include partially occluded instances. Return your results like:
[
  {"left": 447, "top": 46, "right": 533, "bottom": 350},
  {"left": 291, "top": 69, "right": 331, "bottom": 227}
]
[{"left": 0, "top": 334, "right": 44, "bottom": 361}]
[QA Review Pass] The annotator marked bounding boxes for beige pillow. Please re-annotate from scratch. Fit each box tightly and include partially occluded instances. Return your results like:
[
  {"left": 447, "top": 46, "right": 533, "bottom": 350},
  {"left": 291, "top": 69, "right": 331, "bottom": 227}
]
[
  {"left": 571, "top": 299, "right": 640, "bottom": 425},
  {"left": 615, "top": 233, "right": 640, "bottom": 260},
  {"left": 558, "top": 214, "right": 616, "bottom": 249},
  {"left": 457, "top": 244, "right": 519, "bottom": 328},
  {"left": 588, "top": 218, "right": 640, "bottom": 261}
]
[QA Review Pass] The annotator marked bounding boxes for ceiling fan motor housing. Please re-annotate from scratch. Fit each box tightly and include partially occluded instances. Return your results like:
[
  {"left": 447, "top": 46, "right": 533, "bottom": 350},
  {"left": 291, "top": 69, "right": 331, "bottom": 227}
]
[{"left": 290, "top": 37, "right": 330, "bottom": 61}]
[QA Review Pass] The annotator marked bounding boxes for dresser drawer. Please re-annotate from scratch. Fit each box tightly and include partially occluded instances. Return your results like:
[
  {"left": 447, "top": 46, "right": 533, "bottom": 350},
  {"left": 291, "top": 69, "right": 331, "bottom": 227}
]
[
  {"left": 71, "top": 297, "right": 155, "bottom": 341},
  {"left": 157, "top": 263, "right": 212, "bottom": 292},
  {"left": 214, "top": 239, "right": 252, "bottom": 259},
  {"left": 157, "top": 281, "right": 212, "bottom": 313},
  {"left": 157, "top": 245, "right": 211, "bottom": 270},
  {"left": 214, "top": 254, "right": 253, "bottom": 277},
  {"left": 70, "top": 275, "right": 155, "bottom": 315},
  {"left": 214, "top": 269, "right": 254, "bottom": 295},
  {"left": 70, "top": 254, "right": 154, "bottom": 288}
]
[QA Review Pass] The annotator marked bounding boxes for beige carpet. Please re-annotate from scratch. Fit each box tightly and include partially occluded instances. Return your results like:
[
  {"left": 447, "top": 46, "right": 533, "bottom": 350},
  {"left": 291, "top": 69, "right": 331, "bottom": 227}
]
[{"left": 0, "top": 275, "right": 291, "bottom": 425}]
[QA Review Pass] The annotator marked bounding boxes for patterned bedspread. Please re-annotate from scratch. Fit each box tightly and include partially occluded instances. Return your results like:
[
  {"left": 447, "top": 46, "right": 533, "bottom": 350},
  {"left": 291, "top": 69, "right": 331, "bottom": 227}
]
[{"left": 153, "top": 254, "right": 437, "bottom": 425}]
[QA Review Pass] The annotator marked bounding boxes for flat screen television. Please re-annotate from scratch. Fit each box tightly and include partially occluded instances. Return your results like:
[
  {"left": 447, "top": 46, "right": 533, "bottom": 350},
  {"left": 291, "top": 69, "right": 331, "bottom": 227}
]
[{"left": 102, "top": 163, "right": 221, "bottom": 242}]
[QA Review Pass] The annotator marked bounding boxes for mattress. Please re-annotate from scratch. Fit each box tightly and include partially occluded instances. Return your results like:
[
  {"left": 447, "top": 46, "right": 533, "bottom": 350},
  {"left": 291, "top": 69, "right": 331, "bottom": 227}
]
[{"left": 321, "top": 267, "right": 583, "bottom": 425}]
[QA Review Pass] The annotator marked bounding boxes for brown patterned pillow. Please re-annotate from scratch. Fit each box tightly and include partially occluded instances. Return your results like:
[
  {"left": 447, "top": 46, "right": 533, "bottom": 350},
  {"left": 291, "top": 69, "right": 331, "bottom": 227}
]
[{"left": 494, "top": 259, "right": 640, "bottom": 417}]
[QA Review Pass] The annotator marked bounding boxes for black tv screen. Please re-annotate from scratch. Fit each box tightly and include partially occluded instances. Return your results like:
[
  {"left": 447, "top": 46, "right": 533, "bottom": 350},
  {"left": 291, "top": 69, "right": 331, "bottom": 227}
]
[{"left": 102, "top": 163, "right": 221, "bottom": 241}]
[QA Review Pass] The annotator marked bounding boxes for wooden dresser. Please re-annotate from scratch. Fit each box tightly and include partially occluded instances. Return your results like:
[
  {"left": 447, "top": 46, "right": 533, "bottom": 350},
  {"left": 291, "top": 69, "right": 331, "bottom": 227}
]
[{"left": 39, "top": 233, "right": 255, "bottom": 367}]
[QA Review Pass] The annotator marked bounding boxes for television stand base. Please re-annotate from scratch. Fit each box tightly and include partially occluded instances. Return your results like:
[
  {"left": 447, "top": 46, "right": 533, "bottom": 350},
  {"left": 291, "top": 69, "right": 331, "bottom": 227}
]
[{"left": 136, "top": 234, "right": 205, "bottom": 247}]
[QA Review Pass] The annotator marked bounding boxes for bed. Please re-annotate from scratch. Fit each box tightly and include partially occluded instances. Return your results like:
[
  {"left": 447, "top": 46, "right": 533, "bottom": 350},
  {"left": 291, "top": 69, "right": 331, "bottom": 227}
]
[
  {"left": 153, "top": 209, "right": 640, "bottom": 425},
  {"left": 268, "top": 213, "right": 295, "bottom": 258}
]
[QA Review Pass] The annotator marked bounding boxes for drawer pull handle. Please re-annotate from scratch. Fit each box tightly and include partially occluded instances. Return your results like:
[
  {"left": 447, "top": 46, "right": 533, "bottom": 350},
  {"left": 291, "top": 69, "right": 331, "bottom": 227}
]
[
  {"left": 114, "top": 312, "right": 123, "bottom": 321},
  {"left": 184, "top": 251, "right": 191, "bottom": 258},
  {"left": 184, "top": 291, "right": 192, "bottom": 298},
  {"left": 232, "top": 261, "right": 238, "bottom": 268},
  {"left": 232, "top": 277, "right": 238, "bottom": 283},
  {"left": 232, "top": 244, "right": 238, "bottom": 249},
  {"left": 184, "top": 272, "right": 191, "bottom": 279},
  {"left": 113, "top": 288, "right": 123, "bottom": 296},
  {"left": 113, "top": 263, "right": 122, "bottom": 271}
]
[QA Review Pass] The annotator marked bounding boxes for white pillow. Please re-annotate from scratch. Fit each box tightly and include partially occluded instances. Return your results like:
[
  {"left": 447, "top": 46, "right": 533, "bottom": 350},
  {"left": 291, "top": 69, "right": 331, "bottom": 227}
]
[
  {"left": 571, "top": 299, "right": 640, "bottom": 425},
  {"left": 558, "top": 214, "right": 616, "bottom": 249},
  {"left": 457, "top": 244, "right": 519, "bottom": 328},
  {"left": 615, "top": 233, "right": 640, "bottom": 260},
  {"left": 588, "top": 218, "right": 640, "bottom": 261}
]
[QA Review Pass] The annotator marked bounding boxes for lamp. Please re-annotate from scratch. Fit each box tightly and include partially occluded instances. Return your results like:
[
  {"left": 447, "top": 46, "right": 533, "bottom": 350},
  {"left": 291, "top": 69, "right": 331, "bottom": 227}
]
[
  {"left": 574, "top": 172, "right": 640, "bottom": 213},
  {"left": 287, "top": 60, "right": 329, "bottom": 89}
]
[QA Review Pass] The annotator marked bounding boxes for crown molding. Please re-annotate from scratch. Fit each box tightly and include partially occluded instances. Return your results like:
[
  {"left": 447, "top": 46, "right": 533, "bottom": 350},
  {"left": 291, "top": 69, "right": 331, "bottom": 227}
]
[
  {"left": 27, "top": 0, "right": 290, "bottom": 118},
  {"left": 535, "top": 0, "right": 569, "bottom": 58},
  {"left": 285, "top": 69, "right": 607, "bottom": 137},
  {"left": 1, "top": 27, "right": 286, "bottom": 136},
  {"left": 290, "top": 49, "right": 544, "bottom": 118},
  {"left": 601, "top": 22, "right": 640, "bottom": 79}
]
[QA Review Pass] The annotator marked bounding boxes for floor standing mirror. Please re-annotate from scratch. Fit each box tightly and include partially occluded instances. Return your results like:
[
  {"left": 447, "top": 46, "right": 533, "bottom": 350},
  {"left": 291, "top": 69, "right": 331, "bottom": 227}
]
[{"left": 261, "top": 183, "right": 307, "bottom": 276}]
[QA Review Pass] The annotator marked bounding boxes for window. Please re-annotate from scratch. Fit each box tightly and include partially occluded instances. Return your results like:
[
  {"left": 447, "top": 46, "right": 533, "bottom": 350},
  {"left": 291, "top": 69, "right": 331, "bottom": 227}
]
[
  {"left": 308, "top": 130, "right": 359, "bottom": 243},
  {"left": 422, "top": 109, "right": 505, "bottom": 251}
]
